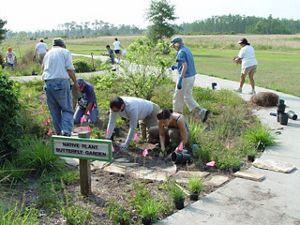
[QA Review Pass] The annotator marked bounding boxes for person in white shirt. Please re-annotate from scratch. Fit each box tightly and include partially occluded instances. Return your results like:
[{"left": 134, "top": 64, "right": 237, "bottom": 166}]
[
  {"left": 233, "top": 38, "right": 258, "bottom": 95},
  {"left": 34, "top": 39, "right": 48, "bottom": 64},
  {"left": 42, "top": 38, "right": 78, "bottom": 136},
  {"left": 5, "top": 47, "right": 17, "bottom": 72},
  {"left": 106, "top": 96, "right": 160, "bottom": 150},
  {"left": 112, "top": 37, "right": 123, "bottom": 63}
]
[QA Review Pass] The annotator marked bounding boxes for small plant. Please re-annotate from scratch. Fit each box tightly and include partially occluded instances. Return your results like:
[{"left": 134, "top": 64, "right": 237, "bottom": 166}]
[
  {"left": 243, "top": 126, "right": 275, "bottom": 150},
  {"left": 107, "top": 202, "right": 131, "bottom": 225},
  {"left": 61, "top": 204, "right": 91, "bottom": 225},
  {"left": 188, "top": 177, "right": 203, "bottom": 201},
  {"left": 60, "top": 170, "right": 79, "bottom": 185},
  {"left": 73, "top": 57, "right": 94, "bottom": 73},
  {"left": 139, "top": 198, "right": 163, "bottom": 225},
  {"left": 167, "top": 182, "right": 185, "bottom": 210},
  {"left": 217, "top": 153, "right": 241, "bottom": 172}
]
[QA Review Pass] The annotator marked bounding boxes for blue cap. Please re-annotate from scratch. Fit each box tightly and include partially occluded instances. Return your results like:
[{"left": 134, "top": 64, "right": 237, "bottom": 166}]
[{"left": 170, "top": 37, "right": 183, "bottom": 47}]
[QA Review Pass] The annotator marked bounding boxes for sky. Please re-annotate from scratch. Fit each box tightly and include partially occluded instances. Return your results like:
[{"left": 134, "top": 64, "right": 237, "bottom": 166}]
[{"left": 1, "top": 0, "right": 300, "bottom": 32}]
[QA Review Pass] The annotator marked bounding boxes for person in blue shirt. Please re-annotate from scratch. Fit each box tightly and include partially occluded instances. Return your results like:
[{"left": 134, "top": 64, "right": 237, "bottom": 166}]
[
  {"left": 170, "top": 37, "right": 209, "bottom": 123},
  {"left": 105, "top": 45, "right": 115, "bottom": 65},
  {"left": 74, "top": 79, "right": 99, "bottom": 124}
]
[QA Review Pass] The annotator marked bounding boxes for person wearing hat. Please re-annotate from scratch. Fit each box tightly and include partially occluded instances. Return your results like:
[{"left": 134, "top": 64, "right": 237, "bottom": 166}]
[
  {"left": 34, "top": 39, "right": 48, "bottom": 65},
  {"left": 42, "top": 38, "right": 78, "bottom": 136},
  {"left": 170, "top": 37, "right": 209, "bottom": 122},
  {"left": 233, "top": 38, "right": 258, "bottom": 95},
  {"left": 74, "top": 79, "right": 99, "bottom": 124},
  {"left": 5, "top": 47, "right": 17, "bottom": 73}
]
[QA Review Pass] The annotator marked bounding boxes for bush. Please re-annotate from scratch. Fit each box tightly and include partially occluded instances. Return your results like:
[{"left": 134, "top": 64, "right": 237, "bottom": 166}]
[
  {"left": 61, "top": 204, "right": 91, "bottom": 225},
  {"left": 217, "top": 153, "right": 241, "bottom": 171},
  {"left": 139, "top": 198, "right": 163, "bottom": 224},
  {"left": 73, "top": 58, "right": 94, "bottom": 73},
  {"left": 243, "top": 126, "right": 275, "bottom": 150},
  {"left": 107, "top": 202, "right": 131, "bottom": 225},
  {"left": 0, "top": 75, "right": 21, "bottom": 162},
  {"left": 187, "top": 177, "right": 203, "bottom": 194}
]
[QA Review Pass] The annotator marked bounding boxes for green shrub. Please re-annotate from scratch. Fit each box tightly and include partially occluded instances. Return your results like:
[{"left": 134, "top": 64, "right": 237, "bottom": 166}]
[
  {"left": 139, "top": 198, "right": 163, "bottom": 223},
  {"left": 0, "top": 204, "right": 39, "bottom": 225},
  {"left": 73, "top": 58, "right": 94, "bottom": 73},
  {"left": 61, "top": 204, "right": 91, "bottom": 225},
  {"left": 167, "top": 182, "right": 185, "bottom": 203},
  {"left": 187, "top": 177, "right": 203, "bottom": 194},
  {"left": 18, "top": 137, "right": 63, "bottom": 175},
  {"left": 217, "top": 153, "right": 241, "bottom": 171},
  {"left": 60, "top": 170, "right": 79, "bottom": 185},
  {"left": 0, "top": 75, "right": 21, "bottom": 162},
  {"left": 243, "top": 126, "right": 275, "bottom": 149},
  {"left": 107, "top": 202, "right": 131, "bottom": 225}
]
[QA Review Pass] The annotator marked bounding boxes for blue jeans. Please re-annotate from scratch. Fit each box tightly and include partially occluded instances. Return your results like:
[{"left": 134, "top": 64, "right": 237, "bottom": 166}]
[
  {"left": 73, "top": 106, "right": 99, "bottom": 124},
  {"left": 44, "top": 79, "right": 73, "bottom": 136}
]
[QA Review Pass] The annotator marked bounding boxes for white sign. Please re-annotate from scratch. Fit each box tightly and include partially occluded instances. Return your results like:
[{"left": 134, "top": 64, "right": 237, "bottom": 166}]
[{"left": 52, "top": 135, "right": 112, "bottom": 162}]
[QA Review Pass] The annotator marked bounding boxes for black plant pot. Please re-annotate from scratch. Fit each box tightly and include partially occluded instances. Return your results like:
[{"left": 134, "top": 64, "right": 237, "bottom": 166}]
[
  {"left": 174, "top": 199, "right": 184, "bottom": 210},
  {"left": 190, "top": 193, "right": 199, "bottom": 201},
  {"left": 247, "top": 155, "right": 255, "bottom": 162},
  {"left": 279, "top": 113, "right": 288, "bottom": 125},
  {"left": 142, "top": 217, "right": 152, "bottom": 225}
]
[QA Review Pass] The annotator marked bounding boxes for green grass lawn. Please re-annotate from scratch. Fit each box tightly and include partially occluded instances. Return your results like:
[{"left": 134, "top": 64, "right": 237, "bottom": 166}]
[
  {"left": 3, "top": 35, "right": 300, "bottom": 96},
  {"left": 192, "top": 48, "right": 300, "bottom": 96}
]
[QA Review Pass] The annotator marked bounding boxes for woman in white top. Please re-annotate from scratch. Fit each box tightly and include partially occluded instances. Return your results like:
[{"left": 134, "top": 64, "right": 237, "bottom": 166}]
[
  {"left": 233, "top": 38, "right": 258, "bottom": 95},
  {"left": 113, "top": 37, "right": 123, "bottom": 63}
]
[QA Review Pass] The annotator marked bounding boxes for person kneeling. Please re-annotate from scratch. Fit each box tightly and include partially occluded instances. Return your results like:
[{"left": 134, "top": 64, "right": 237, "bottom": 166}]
[
  {"left": 74, "top": 79, "right": 99, "bottom": 124},
  {"left": 148, "top": 108, "right": 189, "bottom": 154}
]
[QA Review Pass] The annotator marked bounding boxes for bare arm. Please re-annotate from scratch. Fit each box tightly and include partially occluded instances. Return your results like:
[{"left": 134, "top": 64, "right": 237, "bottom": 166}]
[
  {"left": 67, "top": 69, "right": 79, "bottom": 91},
  {"left": 177, "top": 118, "right": 188, "bottom": 146},
  {"left": 158, "top": 121, "right": 166, "bottom": 151}
]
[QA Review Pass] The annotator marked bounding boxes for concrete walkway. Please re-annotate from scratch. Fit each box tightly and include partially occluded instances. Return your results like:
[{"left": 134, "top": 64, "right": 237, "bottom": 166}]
[{"left": 157, "top": 75, "right": 300, "bottom": 225}]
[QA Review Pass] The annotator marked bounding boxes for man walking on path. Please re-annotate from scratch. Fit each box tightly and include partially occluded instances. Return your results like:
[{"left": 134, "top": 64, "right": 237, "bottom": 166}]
[
  {"left": 42, "top": 38, "right": 78, "bottom": 136},
  {"left": 170, "top": 37, "right": 209, "bottom": 122},
  {"left": 233, "top": 38, "right": 258, "bottom": 95},
  {"left": 34, "top": 39, "right": 48, "bottom": 65},
  {"left": 106, "top": 96, "right": 160, "bottom": 150}
]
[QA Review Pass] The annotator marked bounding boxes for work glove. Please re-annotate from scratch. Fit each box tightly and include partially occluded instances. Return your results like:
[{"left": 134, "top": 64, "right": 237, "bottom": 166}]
[{"left": 177, "top": 77, "right": 183, "bottom": 90}]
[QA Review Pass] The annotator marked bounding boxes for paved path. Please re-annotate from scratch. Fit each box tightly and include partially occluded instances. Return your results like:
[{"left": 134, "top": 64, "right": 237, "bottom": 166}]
[{"left": 157, "top": 75, "right": 300, "bottom": 225}]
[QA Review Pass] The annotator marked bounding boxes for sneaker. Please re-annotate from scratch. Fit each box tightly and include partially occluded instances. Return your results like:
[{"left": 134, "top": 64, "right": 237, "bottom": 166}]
[
  {"left": 234, "top": 88, "right": 242, "bottom": 93},
  {"left": 199, "top": 108, "right": 210, "bottom": 123},
  {"left": 249, "top": 90, "right": 256, "bottom": 95}
]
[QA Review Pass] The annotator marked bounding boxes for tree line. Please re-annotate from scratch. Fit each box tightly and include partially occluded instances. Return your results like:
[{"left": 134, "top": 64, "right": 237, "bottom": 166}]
[
  {"left": 2, "top": 13, "right": 300, "bottom": 42},
  {"left": 180, "top": 14, "right": 300, "bottom": 34}
]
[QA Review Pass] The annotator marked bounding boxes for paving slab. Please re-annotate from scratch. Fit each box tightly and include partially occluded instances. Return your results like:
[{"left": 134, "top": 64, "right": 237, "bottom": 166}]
[
  {"left": 174, "top": 171, "right": 210, "bottom": 184},
  {"left": 234, "top": 171, "right": 265, "bottom": 182},
  {"left": 204, "top": 175, "right": 230, "bottom": 187},
  {"left": 253, "top": 159, "right": 296, "bottom": 173},
  {"left": 61, "top": 157, "right": 79, "bottom": 167},
  {"left": 103, "top": 163, "right": 126, "bottom": 175},
  {"left": 128, "top": 167, "right": 168, "bottom": 181}
]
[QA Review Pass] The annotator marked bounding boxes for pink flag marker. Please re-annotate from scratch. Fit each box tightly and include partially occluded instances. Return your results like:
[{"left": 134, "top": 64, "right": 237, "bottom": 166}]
[
  {"left": 177, "top": 142, "right": 184, "bottom": 152},
  {"left": 112, "top": 145, "right": 115, "bottom": 152},
  {"left": 106, "top": 128, "right": 110, "bottom": 136},
  {"left": 206, "top": 161, "right": 216, "bottom": 167},
  {"left": 86, "top": 126, "right": 91, "bottom": 132},
  {"left": 142, "top": 149, "right": 149, "bottom": 157},
  {"left": 80, "top": 116, "right": 87, "bottom": 124},
  {"left": 79, "top": 127, "right": 83, "bottom": 132},
  {"left": 86, "top": 110, "right": 90, "bottom": 115},
  {"left": 47, "top": 128, "right": 53, "bottom": 136},
  {"left": 133, "top": 133, "right": 139, "bottom": 142}
]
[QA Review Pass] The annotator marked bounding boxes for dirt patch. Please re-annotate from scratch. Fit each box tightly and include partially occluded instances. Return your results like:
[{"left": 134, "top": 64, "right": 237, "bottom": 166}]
[{"left": 250, "top": 92, "right": 279, "bottom": 107}]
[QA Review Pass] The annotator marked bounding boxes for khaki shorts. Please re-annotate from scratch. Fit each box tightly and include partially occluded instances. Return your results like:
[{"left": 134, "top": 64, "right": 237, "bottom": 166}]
[{"left": 242, "top": 65, "right": 257, "bottom": 75}]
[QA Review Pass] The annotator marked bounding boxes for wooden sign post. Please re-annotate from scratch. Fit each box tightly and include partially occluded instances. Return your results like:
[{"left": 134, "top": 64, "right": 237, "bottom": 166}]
[{"left": 52, "top": 133, "right": 112, "bottom": 196}]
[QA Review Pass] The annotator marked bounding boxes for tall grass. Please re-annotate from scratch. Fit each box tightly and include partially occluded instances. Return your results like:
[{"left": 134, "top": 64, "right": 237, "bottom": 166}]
[{"left": 0, "top": 204, "right": 39, "bottom": 225}]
